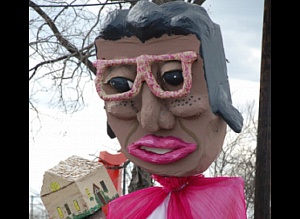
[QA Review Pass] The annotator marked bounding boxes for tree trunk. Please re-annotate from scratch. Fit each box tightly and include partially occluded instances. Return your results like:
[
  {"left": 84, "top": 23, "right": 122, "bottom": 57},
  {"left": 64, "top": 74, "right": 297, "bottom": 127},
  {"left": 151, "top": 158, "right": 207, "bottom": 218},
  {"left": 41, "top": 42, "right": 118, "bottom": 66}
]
[{"left": 128, "top": 165, "right": 153, "bottom": 193}]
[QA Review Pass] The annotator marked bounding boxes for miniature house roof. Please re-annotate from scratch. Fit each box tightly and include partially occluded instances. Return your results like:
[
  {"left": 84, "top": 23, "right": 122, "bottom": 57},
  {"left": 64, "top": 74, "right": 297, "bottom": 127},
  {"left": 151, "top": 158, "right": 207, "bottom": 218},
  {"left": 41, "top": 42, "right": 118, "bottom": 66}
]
[
  {"left": 46, "top": 155, "right": 102, "bottom": 181},
  {"left": 40, "top": 155, "right": 106, "bottom": 197}
]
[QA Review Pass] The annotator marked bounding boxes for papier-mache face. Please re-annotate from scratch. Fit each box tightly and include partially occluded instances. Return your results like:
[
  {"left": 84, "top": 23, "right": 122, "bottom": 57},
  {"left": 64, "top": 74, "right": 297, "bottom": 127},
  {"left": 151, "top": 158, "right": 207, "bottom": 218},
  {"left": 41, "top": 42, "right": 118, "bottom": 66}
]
[{"left": 93, "top": 1, "right": 243, "bottom": 177}]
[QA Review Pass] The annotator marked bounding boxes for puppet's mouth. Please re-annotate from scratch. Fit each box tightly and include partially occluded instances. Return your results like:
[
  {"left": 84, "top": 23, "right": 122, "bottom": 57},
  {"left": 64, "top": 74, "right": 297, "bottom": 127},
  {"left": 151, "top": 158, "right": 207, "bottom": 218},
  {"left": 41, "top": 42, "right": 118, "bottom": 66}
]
[
  {"left": 127, "top": 134, "right": 196, "bottom": 164},
  {"left": 140, "top": 146, "right": 172, "bottom": 154}
]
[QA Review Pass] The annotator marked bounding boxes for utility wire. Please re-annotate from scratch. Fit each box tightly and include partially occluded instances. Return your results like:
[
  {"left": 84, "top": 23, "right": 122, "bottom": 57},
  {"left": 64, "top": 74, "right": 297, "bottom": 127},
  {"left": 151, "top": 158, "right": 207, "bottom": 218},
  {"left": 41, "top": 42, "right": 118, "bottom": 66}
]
[{"left": 30, "top": 1, "right": 138, "bottom": 7}]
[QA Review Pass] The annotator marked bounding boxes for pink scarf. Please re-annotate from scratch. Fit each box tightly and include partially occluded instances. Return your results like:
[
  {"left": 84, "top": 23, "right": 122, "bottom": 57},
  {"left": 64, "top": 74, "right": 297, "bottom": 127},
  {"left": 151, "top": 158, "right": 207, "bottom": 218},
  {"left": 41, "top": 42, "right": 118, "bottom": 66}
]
[{"left": 107, "top": 174, "right": 247, "bottom": 219}]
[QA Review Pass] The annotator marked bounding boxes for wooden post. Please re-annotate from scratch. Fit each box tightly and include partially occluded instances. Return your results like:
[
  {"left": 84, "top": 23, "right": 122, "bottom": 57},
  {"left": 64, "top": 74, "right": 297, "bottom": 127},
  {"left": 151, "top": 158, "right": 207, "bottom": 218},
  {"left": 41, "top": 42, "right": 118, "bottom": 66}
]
[{"left": 254, "top": 0, "right": 271, "bottom": 218}]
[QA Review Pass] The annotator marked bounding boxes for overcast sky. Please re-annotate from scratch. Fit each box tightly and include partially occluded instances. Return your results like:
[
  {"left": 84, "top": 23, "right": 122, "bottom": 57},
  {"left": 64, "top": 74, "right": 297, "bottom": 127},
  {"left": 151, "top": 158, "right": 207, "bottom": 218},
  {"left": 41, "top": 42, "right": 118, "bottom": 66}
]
[{"left": 29, "top": 0, "right": 265, "bottom": 197}]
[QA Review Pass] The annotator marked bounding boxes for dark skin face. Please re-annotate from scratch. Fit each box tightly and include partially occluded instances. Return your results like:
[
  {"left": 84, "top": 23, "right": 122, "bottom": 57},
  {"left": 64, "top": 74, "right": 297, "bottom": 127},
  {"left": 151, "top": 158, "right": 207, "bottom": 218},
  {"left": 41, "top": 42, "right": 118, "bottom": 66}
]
[{"left": 95, "top": 34, "right": 227, "bottom": 177}]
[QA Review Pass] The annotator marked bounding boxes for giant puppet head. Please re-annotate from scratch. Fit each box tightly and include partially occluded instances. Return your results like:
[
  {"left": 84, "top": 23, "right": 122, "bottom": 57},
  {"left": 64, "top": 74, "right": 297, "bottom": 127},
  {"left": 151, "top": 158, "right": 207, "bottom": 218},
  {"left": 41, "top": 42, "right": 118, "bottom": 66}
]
[{"left": 93, "top": 0, "right": 243, "bottom": 177}]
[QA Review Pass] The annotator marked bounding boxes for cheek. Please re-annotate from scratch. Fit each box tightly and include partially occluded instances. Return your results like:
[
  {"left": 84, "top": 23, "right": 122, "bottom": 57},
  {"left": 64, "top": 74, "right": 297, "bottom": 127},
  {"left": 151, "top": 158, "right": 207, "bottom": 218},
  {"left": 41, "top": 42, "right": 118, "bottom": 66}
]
[
  {"left": 105, "top": 100, "right": 138, "bottom": 119},
  {"left": 207, "top": 118, "right": 227, "bottom": 154},
  {"left": 197, "top": 118, "right": 227, "bottom": 171},
  {"left": 166, "top": 93, "right": 209, "bottom": 118},
  {"left": 173, "top": 109, "right": 226, "bottom": 171}
]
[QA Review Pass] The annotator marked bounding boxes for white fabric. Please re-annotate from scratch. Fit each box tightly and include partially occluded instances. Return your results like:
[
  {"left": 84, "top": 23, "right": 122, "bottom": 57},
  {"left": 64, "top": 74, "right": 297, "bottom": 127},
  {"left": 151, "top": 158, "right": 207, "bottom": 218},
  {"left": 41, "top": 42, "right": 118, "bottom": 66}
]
[{"left": 147, "top": 193, "right": 171, "bottom": 219}]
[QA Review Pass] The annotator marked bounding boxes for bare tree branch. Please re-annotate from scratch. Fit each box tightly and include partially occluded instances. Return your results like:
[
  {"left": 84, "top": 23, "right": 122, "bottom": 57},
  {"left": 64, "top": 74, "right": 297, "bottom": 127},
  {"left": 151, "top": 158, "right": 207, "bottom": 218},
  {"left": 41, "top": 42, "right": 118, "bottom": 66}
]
[{"left": 29, "top": 0, "right": 96, "bottom": 76}]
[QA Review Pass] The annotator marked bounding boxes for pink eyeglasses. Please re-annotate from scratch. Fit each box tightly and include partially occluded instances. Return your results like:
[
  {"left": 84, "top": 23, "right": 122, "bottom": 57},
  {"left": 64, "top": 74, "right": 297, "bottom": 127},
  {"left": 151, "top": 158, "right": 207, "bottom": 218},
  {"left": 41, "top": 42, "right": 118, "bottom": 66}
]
[{"left": 93, "top": 51, "right": 197, "bottom": 101}]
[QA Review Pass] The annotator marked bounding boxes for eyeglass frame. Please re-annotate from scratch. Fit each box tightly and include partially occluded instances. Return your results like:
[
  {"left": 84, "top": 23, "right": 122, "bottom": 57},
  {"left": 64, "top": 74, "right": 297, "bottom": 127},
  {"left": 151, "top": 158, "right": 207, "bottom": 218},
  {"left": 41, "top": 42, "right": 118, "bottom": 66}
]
[{"left": 93, "top": 51, "right": 198, "bottom": 101}]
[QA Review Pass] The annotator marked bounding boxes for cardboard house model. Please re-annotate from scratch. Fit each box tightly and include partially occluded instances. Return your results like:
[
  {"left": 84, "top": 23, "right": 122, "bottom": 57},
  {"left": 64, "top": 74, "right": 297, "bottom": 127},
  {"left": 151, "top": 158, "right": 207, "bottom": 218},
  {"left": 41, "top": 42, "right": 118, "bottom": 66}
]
[{"left": 40, "top": 155, "right": 119, "bottom": 219}]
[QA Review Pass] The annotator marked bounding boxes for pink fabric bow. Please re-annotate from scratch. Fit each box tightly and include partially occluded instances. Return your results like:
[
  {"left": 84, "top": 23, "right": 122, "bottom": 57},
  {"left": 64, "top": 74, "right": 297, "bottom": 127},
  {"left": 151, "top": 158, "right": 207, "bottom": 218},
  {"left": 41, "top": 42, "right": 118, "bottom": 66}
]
[{"left": 107, "top": 174, "right": 247, "bottom": 219}]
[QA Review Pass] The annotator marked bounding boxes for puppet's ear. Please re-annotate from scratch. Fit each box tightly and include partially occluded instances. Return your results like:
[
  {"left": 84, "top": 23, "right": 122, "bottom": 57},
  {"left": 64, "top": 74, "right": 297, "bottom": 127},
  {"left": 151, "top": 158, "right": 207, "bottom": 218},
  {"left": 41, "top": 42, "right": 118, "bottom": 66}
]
[{"left": 107, "top": 121, "right": 116, "bottom": 139}]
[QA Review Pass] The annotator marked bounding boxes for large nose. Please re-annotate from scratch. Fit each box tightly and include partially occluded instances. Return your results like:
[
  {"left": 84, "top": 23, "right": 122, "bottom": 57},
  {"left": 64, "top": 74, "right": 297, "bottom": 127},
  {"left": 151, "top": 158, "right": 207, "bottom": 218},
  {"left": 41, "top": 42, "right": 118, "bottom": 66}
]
[{"left": 136, "top": 84, "right": 175, "bottom": 133}]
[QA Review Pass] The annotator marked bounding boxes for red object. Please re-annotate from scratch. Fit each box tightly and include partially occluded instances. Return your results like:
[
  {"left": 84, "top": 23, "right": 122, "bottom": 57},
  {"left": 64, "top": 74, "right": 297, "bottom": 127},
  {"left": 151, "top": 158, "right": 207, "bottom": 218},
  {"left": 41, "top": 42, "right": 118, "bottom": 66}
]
[
  {"left": 98, "top": 151, "right": 128, "bottom": 195},
  {"left": 102, "top": 204, "right": 109, "bottom": 216}
]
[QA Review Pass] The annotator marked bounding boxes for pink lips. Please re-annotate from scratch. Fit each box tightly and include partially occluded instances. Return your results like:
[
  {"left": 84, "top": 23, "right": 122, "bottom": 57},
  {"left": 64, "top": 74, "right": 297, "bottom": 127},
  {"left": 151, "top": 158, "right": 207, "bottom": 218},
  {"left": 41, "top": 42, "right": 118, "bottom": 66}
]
[{"left": 127, "top": 134, "right": 196, "bottom": 164}]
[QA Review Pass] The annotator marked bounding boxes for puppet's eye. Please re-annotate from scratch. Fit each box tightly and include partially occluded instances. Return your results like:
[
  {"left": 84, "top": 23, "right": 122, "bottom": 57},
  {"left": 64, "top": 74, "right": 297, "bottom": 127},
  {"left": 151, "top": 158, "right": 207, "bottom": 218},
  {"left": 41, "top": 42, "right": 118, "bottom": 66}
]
[
  {"left": 108, "top": 77, "right": 133, "bottom": 93},
  {"left": 162, "top": 70, "right": 183, "bottom": 86}
]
